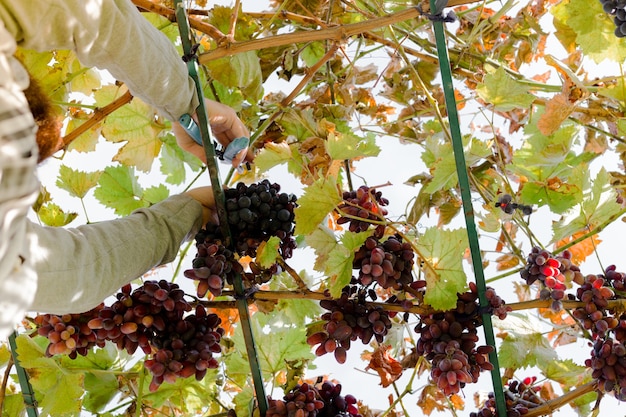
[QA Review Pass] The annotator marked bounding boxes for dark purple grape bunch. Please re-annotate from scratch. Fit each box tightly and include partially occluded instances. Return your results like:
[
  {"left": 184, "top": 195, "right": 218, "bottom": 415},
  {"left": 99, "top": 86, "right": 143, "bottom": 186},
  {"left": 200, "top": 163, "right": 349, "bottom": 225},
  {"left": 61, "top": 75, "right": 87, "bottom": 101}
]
[
  {"left": 224, "top": 180, "right": 297, "bottom": 259},
  {"left": 598, "top": 0, "right": 626, "bottom": 37},
  {"left": 586, "top": 337, "right": 626, "bottom": 400},
  {"left": 145, "top": 304, "right": 223, "bottom": 391},
  {"left": 352, "top": 235, "right": 414, "bottom": 290},
  {"left": 307, "top": 286, "right": 392, "bottom": 364},
  {"left": 470, "top": 377, "right": 542, "bottom": 417},
  {"left": 34, "top": 305, "right": 105, "bottom": 359},
  {"left": 495, "top": 194, "right": 532, "bottom": 215},
  {"left": 266, "top": 381, "right": 361, "bottom": 417},
  {"left": 184, "top": 238, "right": 243, "bottom": 297},
  {"left": 520, "top": 247, "right": 582, "bottom": 311},
  {"left": 336, "top": 186, "right": 389, "bottom": 238}
]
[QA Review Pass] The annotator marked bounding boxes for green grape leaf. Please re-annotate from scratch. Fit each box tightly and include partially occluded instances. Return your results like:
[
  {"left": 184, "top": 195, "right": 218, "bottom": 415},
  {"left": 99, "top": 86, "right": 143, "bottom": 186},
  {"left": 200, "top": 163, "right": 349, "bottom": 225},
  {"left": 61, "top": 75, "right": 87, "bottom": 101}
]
[
  {"left": 225, "top": 314, "right": 314, "bottom": 386},
  {"left": 552, "top": 168, "right": 625, "bottom": 242},
  {"left": 542, "top": 359, "right": 590, "bottom": 387},
  {"left": 294, "top": 176, "right": 342, "bottom": 235},
  {"left": 233, "top": 387, "right": 255, "bottom": 417},
  {"left": 68, "top": 54, "right": 101, "bottom": 95},
  {"left": 325, "top": 130, "right": 380, "bottom": 161},
  {"left": 0, "top": 344, "right": 10, "bottom": 367},
  {"left": 326, "top": 231, "right": 371, "bottom": 298},
  {"left": 476, "top": 67, "right": 535, "bottom": 111},
  {"left": 307, "top": 226, "right": 339, "bottom": 272},
  {"left": 143, "top": 184, "right": 169, "bottom": 205},
  {"left": 278, "top": 108, "right": 318, "bottom": 141},
  {"left": 416, "top": 228, "right": 469, "bottom": 311},
  {"left": 256, "top": 236, "right": 282, "bottom": 268},
  {"left": 141, "top": 12, "right": 180, "bottom": 45},
  {"left": 15, "top": 49, "right": 71, "bottom": 111},
  {"left": 56, "top": 165, "right": 102, "bottom": 199},
  {"left": 276, "top": 298, "right": 322, "bottom": 328},
  {"left": 552, "top": 0, "right": 626, "bottom": 63},
  {"left": 15, "top": 335, "right": 84, "bottom": 416},
  {"left": 65, "top": 115, "right": 101, "bottom": 153},
  {"left": 422, "top": 136, "right": 491, "bottom": 194},
  {"left": 95, "top": 85, "right": 163, "bottom": 172},
  {"left": 254, "top": 142, "right": 294, "bottom": 173},
  {"left": 143, "top": 370, "right": 216, "bottom": 413},
  {"left": 301, "top": 41, "right": 326, "bottom": 67},
  {"left": 205, "top": 51, "right": 263, "bottom": 102},
  {"left": 159, "top": 133, "right": 203, "bottom": 185},
  {"left": 499, "top": 331, "right": 558, "bottom": 369},
  {"left": 82, "top": 371, "right": 119, "bottom": 413},
  {"left": 94, "top": 165, "right": 148, "bottom": 216},
  {"left": 37, "top": 203, "right": 78, "bottom": 227},
  {"left": 598, "top": 77, "right": 626, "bottom": 104},
  {"left": 2, "top": 394, "right": 25, "bottom": 416},
  {"left": 495, "top": 313, "right": 558, "bottom": 369},
  {"left": 519, "top": 179, "right": 582, "bottom": 214}
]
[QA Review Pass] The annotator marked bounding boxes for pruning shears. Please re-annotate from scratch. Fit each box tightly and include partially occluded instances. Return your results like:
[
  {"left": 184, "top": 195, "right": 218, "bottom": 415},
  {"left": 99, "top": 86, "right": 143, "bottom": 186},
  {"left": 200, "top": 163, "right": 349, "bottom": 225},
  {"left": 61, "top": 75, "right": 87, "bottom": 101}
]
[{"left": 179, "top": 113, "right": 249, "bottom": 172}]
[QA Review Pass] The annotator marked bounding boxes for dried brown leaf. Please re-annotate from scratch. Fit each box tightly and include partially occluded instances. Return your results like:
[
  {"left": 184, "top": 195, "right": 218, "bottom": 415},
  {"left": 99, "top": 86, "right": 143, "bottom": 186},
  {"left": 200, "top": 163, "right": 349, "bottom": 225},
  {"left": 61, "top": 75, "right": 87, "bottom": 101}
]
[{"left": 365, "top": 345, "right": 403, "bottom": 387}]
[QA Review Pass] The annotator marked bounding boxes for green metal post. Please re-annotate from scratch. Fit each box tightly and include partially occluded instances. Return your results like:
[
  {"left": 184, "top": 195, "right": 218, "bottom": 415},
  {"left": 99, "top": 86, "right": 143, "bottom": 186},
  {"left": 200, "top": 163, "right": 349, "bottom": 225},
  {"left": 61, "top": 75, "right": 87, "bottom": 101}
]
[
  {"left": 173, "top": 3, "right": 268, "bottom": 415},
  {"left": 426, "top": 3, "right": 508, "bottom": 416}
]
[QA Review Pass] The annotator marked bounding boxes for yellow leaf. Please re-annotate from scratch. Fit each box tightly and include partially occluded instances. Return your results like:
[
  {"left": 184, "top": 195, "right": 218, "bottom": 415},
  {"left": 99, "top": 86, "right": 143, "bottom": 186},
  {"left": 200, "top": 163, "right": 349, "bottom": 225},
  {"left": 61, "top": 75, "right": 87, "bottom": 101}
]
[{"left": 555, "top": 232, "right": 601, "bottom": 264}]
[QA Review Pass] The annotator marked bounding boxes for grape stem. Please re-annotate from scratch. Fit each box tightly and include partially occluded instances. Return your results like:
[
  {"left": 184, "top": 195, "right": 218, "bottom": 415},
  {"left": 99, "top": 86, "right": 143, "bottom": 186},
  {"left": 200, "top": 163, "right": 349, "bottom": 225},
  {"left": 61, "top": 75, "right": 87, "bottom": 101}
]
[
  {"left": 521, "top": 381, "right": 596, "bottom": 417},
  {"left": 196, "top": 289, "right": 435, "bottom": 314},
  {"left": 277, "top": 258, "right": 310, "bottom": 292},
  {"left": 507, "top": 298, "right": 626, "bottom": 312},
  {"left": 0, "top": 354, "right": 14, "bottom": 415}
]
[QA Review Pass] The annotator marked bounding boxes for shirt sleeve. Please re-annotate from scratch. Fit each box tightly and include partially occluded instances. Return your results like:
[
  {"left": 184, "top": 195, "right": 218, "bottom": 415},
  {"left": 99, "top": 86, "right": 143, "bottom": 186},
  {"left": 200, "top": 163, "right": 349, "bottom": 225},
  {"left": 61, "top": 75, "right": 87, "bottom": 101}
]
[
  {"left": 26, "top": 194, "right": 204, "bottom": 315},
  {"left": 0, "top": 0, "right": 199, "bottom": 121}
]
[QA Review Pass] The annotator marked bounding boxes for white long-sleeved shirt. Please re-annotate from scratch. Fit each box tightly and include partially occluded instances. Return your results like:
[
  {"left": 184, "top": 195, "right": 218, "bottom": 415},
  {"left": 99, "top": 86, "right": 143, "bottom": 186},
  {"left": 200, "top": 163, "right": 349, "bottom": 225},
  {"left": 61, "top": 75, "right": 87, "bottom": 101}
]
[{"left": 0, "top": 0, "right": 203, "bottom": 339}]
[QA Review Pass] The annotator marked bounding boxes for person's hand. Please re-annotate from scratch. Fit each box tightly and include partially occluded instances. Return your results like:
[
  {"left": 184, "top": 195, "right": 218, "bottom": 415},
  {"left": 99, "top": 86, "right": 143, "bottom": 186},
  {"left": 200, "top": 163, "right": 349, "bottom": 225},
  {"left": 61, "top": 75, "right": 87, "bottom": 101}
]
[
  {"left": 172, "top": 98, "right": 253, "bottom": 167},
  {"left": 184, "top": 186, "right": 217, "bottom": 226}
]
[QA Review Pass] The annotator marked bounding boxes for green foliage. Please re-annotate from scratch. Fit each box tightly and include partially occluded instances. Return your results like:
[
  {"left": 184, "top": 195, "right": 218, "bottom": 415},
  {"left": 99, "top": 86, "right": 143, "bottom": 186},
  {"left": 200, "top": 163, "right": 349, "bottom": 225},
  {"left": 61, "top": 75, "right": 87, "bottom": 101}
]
[
  {"left": 416, "top": 228, "right": 469, "bottom": 311},
  {"left": 476, "top": 67, "right": 535, "bottom": 111},
  {"left": 15, "top": 335, "right": 84, "bottom": 416},
  {"left": 294, "top": 176, "right": 342, "bottom": 235}
]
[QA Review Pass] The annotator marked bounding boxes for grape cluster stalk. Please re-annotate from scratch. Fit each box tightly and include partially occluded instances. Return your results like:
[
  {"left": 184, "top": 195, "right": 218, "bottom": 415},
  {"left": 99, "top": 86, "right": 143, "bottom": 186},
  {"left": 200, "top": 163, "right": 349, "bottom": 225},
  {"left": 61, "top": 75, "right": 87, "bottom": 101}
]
[
  {"left": 414, "top": 283, "right": 510, "bottom": 395},
  {"left": 266, "top": 381, "right": 362, "bottom": 417},
  {"left": 598, "top": 0, "right": 626, "bottom": 37},
  {"left": 35, "top": 280, "right": 224, "bottom": 391},
  {"left": 307, "top": 286, "right": 392, "bottom": 364},
  {"left": 184, "top": 180, "right": 297, "bottom": 296}
]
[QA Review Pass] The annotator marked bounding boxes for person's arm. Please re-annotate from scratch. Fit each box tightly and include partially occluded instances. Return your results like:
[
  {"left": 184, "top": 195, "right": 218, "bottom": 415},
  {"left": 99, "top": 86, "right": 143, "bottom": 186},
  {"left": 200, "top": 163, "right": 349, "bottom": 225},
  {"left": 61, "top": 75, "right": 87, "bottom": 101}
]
[
  {"left": 0, "top": 0, "right": 197, "bottom": 121},
  {"left": 26, "top": 194, "right": 204, "bottom": 315}
]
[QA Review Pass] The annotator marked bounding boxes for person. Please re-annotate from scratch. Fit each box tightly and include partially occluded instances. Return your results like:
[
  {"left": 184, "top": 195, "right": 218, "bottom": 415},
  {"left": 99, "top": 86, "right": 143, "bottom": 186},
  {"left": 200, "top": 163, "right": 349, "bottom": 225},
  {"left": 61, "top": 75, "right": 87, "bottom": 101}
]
[{"left": 0, "top": 0, "right": 252, "bottom": 340}]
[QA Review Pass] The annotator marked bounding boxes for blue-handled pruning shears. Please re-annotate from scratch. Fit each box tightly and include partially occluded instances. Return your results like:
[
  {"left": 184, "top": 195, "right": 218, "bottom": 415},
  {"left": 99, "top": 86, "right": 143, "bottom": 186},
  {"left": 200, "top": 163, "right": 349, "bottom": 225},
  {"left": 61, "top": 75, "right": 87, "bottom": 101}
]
[{"left": 179, "top": 113, "right": 249, "bottom": 170}]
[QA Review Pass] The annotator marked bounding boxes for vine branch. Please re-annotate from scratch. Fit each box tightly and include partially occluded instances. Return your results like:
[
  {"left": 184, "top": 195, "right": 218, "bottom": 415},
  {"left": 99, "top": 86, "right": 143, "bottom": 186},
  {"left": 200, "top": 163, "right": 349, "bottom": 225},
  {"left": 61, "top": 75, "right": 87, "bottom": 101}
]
[
  {"left": 62, "top": 89, "right": 133, "bottom": 147},
  {"left": 131, "top": 0, "right": 226, "bottom": 42},
  {"left": 523, "top": 381, "right": 597, "bottom": 417}
]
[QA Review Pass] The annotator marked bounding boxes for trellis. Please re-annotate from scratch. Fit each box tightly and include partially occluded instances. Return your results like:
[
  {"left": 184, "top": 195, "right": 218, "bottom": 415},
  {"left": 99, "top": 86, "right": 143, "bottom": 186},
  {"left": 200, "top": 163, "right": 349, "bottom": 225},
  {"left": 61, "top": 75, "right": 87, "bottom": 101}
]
[{"left": 6, "top": 2, "right": 582, "bottom": 417}]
